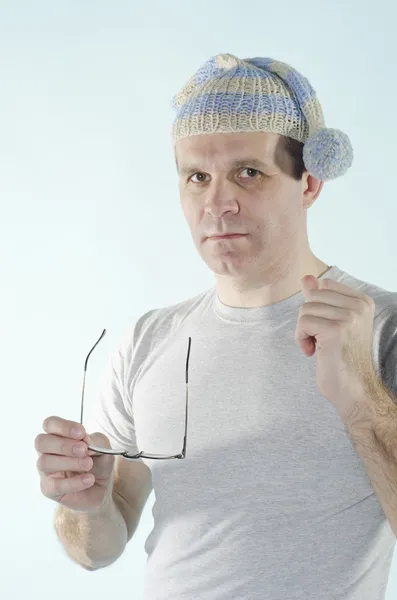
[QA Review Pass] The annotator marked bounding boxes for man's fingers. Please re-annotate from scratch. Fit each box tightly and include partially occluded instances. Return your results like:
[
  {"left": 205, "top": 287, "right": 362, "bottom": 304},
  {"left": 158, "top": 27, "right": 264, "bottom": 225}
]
[
  {"left": 34, "top": 433, "right": 88, "bottom": 457},
  {"left": 40, "top": 472, "right": 95, "bottom": 500},
  {"left": 42, "top": 416, "right": 86, "bottom": 440},
  {"left": 36, "top": 454, "right": 93, "bottom": 475}
]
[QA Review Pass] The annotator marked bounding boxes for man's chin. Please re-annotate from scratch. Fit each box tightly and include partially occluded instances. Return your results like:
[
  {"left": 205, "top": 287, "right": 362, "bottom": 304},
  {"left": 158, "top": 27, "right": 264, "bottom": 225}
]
[{"left": 202, "top": 253, "right": 249, "bottom": 276}]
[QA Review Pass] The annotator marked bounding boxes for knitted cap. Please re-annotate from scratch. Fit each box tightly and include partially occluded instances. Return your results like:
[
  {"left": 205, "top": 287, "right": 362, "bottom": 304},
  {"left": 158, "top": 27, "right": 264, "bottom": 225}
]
[{"left": 171, "top": 54, "right": 353, "bottom": 181}]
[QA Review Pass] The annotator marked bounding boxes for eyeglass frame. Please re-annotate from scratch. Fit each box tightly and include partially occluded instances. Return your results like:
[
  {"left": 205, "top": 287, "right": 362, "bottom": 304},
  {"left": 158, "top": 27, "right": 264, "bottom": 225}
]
[{"left": 79, "top": 328, "right": 190, "bottom": 460}]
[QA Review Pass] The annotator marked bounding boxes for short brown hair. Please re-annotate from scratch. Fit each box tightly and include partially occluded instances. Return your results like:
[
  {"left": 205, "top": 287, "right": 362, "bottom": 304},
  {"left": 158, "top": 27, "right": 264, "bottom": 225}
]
[{"left": 275, "top": 135, "right": 306, "bottom": 180}]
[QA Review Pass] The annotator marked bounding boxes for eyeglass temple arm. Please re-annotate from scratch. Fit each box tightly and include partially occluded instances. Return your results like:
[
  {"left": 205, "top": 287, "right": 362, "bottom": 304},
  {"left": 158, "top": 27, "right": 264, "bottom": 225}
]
[
  {"left": 181, "top": 337, "right": 191, "bottom": 457},
  {"left": 80, "top": 329, "right": 107, "bottom": 426}
]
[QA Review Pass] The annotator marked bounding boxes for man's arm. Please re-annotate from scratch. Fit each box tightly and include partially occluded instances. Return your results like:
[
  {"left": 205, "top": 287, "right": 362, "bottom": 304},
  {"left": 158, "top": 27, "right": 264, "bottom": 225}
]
[
  {"left": 54, "top": 489, "right": 134, "bottom": 570},
  {"left": 54, "top": 458, "right": 153, "bottom": 570},
  {"left": 342, "top": 377, "right": 397, "bottom": 537}
]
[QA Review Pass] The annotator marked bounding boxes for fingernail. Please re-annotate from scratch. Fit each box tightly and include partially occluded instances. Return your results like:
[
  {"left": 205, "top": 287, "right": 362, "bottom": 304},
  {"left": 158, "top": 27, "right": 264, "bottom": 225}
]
[
  {"left": 71, "top": 426, "right": 85, "bottom": 439},
  {"left": 73, "top": 444, "right": 87, "bottom": 457}
]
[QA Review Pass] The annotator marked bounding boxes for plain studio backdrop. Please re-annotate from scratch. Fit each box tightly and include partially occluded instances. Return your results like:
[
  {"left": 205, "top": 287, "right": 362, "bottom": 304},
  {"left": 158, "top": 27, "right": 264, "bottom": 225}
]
[{"left": 1, "top": 0, "right": 396, "bottom": 598}]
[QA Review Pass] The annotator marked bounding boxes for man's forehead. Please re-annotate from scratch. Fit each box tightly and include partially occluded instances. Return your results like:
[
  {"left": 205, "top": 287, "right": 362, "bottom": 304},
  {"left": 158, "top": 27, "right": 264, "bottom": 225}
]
[{"left": 175, "top": 132, "right": 278, "bottom": 171}]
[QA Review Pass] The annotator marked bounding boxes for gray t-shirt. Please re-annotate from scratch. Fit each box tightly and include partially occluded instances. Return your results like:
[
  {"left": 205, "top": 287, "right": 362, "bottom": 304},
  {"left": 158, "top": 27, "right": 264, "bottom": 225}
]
[{"left": 90, "top": 265, "right": 397, "bottom": 600}]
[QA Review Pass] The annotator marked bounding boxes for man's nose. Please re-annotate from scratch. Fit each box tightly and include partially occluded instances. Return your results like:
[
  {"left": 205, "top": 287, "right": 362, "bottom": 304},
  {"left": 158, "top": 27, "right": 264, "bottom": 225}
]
[{"left": 204, "top": 183, "right": 240, "bottom": 217}]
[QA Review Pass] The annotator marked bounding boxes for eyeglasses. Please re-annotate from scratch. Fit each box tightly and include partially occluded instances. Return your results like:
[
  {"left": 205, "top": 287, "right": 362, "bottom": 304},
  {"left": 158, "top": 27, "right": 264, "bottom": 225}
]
[{"left": 79, "top": 329, "right": 191, "bottom": 460}]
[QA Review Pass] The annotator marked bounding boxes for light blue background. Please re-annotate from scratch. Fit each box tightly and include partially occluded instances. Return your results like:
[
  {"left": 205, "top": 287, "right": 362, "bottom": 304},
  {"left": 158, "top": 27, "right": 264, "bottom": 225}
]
[{"left": 1, "top": 0, "right": 396, "bottom": 597}]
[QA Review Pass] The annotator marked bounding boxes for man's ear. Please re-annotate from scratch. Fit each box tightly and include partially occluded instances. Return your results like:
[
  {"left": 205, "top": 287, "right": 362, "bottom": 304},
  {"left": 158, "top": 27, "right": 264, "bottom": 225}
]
[{"left": 303, "top": 172, "right": 324, "bottom": 209}]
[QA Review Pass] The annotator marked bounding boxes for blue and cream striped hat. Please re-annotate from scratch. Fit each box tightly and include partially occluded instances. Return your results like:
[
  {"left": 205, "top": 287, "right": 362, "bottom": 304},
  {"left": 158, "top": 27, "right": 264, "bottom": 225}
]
[{"left": 171, "top": 54, "right": 353, "bottom": 181}]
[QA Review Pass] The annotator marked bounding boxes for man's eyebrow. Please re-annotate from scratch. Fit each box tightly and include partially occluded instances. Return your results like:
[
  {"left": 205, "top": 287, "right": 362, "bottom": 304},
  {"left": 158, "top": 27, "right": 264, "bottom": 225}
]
[{"left": 176, "top": 157, "right": 272, "bottom": 175}]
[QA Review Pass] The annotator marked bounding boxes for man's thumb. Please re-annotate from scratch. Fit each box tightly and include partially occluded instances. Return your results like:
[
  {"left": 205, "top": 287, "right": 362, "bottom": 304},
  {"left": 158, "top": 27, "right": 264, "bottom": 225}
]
[{"left": 84, "top": 431, "right": 113, "bottom": 453}]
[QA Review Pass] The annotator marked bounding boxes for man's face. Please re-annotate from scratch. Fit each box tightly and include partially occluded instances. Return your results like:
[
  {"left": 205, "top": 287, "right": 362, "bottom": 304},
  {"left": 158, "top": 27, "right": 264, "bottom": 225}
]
[{"left": 175, "top": 131, "right": 321, "bottom": 282}]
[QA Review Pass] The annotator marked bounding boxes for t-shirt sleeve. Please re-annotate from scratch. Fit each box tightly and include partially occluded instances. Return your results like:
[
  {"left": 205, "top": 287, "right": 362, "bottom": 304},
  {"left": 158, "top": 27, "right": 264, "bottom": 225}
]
[
  {"left": 84, "top": 310, "right": 158, "bottom": 459},
  {"left": 85, "top": 342, "right": 141, "bottom": 456},
  {"left": 373, "top": 301, "right": 397, "bottom": 403}
]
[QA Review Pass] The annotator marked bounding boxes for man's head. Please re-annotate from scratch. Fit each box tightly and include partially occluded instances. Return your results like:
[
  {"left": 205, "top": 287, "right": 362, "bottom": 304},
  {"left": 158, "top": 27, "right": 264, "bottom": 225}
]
[
  {"left": 175, "top": 130, "right": 323, "bottom": 283},
  {"left": 171, "top": 53, "right": 353, "bottom": 289}
]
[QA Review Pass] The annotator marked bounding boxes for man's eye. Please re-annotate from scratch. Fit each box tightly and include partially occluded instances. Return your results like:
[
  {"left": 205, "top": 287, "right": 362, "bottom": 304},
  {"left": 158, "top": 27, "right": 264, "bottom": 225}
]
[
  {"left": 188, "top": 168, "right": 261, "bottom": 184},
  {"left": 239, "top": 168, "right": 261, "bottom": 179},
  {"left": 189, "top": 172, "right": 207, "bottom": 183}
]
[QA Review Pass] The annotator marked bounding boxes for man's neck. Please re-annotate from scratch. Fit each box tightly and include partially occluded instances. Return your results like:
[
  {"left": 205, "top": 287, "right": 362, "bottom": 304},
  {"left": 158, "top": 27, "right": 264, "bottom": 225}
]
[{"left": 215, "top": 259, "right": 330, "bottom": 309}]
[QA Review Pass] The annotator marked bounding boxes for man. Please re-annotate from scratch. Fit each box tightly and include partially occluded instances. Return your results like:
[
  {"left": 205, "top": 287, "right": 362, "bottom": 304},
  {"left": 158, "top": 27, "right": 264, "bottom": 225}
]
[{"left": 36, "top": 54, "right": 397, "bottom": 599}]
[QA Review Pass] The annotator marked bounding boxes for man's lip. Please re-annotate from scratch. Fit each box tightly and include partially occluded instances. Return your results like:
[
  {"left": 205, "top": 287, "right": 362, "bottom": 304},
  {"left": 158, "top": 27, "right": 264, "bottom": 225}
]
[{"left": 208, "top": 233, "right": 246, "bottom": 239}]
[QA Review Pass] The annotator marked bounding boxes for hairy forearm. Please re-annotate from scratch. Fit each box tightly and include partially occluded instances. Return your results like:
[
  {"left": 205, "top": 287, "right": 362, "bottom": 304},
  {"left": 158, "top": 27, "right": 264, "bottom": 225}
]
[
  {"left": 343, "top": 377, "right": 397, "bottom": 538},
  {"left": 54, "top": 491, "right": 130, "bottom": 571}
]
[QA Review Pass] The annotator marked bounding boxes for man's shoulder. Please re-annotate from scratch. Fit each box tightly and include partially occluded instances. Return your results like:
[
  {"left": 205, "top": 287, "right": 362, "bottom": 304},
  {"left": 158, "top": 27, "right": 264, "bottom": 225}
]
[
  {"left": 336, "top": 266, "right": 397, "bottom": 400},
  {"left": 144, "top": 286, "right": 213, "bottom": 324},
  {"left": 119, "top": 286, "right": 214, "bottom": 352},
  {"left": 333, "top": 265, "right": 397, "bottom": 319}
]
